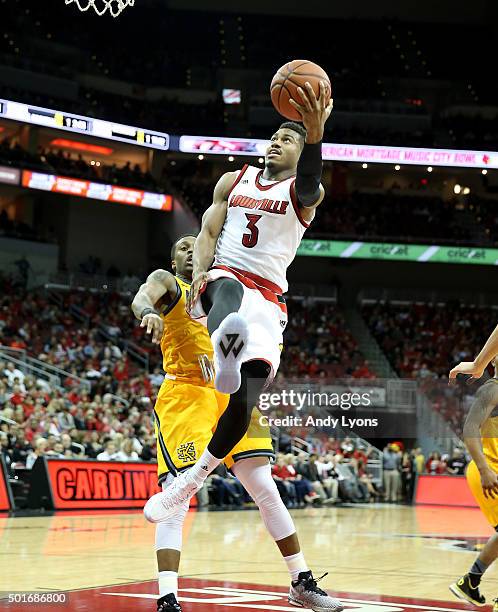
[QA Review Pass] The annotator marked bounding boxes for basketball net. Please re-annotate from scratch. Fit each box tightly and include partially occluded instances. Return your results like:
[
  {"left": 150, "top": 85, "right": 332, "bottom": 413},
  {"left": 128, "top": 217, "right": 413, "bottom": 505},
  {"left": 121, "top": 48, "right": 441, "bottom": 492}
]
[{"left": 65, "top": 0, "right": 134, "bottom": 17}]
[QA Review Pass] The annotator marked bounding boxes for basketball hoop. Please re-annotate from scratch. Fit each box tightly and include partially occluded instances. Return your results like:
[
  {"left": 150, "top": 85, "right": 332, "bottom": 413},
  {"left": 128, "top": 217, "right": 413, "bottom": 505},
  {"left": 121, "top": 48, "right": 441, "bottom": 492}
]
[{"left": 65, "top": 0, "right": 134, "bottom": 17}]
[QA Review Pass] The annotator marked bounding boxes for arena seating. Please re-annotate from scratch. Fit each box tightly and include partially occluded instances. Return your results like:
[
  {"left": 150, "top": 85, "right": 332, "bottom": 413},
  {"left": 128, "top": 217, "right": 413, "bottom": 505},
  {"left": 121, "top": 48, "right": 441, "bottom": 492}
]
[
  {"left": 2, "top": 137, "right": 497, "bottom": 248},
  {"left": 0, "top": 138, "right": 161, "bottom": 192},
  {"left": 362, "top": 300, "right": 497, "bottom": 434},
  {"left": 167, "top": 164, "right": 498, "bottom": 246},
  {"left": 310, "top": 192, "right": 486, "bottom": 245},
  {"left": 362, "top": 301, "right": 494, "bottom": 379},
  {"left": 0, "top": 275, "right": 473, "bottom": 508}
]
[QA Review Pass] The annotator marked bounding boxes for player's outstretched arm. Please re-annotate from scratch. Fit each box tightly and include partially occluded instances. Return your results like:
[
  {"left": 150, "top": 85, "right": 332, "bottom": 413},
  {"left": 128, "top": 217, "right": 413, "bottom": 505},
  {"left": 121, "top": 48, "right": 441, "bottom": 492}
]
[
  {"left": 449, "top": 323, "right": 498, "bottom": 380},
  {"left": 186, "top": 171, "right": 235, "bottom": 311},
  {"left": 463, "top": 382, "right": 498, "bottom": 497},
  {"left": 290, "top": 81, "right": 333, "bottom": 209},
  {"left": 131, "top": 269, "right": 177, "bottom": 344}
]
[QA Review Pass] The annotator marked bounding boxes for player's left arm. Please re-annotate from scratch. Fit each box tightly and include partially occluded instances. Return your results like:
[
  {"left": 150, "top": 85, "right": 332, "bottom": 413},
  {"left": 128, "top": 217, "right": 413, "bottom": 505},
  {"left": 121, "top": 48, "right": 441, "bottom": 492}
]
[
  {"left": 289, "top": 81, "right": 333, "bottom": 212},
  {"left": 131, "top": 269, "right": 178, "bottom": 344},
  {"left": 463, "top": 382, "right": 498, "bottom": 498}
]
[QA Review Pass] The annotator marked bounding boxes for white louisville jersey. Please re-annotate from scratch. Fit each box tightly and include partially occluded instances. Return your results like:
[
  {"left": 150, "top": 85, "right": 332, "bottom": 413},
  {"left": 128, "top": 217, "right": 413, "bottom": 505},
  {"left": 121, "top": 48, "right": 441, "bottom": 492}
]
[{"left": 214, "top": 164, "right": 313, "bottom": 293}]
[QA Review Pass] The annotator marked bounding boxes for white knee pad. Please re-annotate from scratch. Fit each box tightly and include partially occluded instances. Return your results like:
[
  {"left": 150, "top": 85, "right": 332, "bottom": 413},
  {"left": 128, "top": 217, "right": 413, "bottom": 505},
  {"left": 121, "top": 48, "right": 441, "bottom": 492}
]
[
  {"left": 155, "top": 474, "right": 190, "bottom": 552},
  {"left": 232, "top": 458, "right": 296, "bottom": 542}
]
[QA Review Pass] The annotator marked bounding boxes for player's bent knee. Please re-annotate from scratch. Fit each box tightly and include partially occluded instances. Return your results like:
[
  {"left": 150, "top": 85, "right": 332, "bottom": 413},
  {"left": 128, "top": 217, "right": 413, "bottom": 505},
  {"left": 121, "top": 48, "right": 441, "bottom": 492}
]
[
  {"left": 256, "top": 488, "right": 296, "bottom": 541},
  {"left": 154, "top": 478, "right": 189, "bottom": 551},
  {"left": 251, "top": 476, "right": 281, "bottom": 505},
  {"left": 155, "top": 505, "right": 188, "bottom": 552},
  {"left": 233, "top": 459, "right": 296, "bottom": 542}
]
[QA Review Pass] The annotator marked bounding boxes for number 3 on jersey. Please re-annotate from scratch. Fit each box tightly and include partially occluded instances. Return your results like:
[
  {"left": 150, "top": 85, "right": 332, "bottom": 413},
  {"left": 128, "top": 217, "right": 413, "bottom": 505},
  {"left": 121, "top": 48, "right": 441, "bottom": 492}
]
[{"left": 242, "top": 213, "right": 262, "bottom": 248}]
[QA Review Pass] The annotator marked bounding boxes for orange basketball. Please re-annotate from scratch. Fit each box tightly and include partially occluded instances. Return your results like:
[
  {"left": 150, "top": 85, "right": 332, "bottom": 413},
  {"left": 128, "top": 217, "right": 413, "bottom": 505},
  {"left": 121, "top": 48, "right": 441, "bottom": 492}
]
[{"left": 270, "top": 59, "right": 332, "bottom": 121}]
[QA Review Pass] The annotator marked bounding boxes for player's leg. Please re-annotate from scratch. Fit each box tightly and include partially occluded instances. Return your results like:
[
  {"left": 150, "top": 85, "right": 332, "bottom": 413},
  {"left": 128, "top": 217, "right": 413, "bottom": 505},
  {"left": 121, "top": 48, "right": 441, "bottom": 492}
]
[
  {"left": 450, "top": 533, "right": 498, "bottom": 607},
  {"left": 144, "top": 360, "right": 270, "bottom": 522},
  {"left": 145, "top": 378, "right": 218, "bottom": 525},
  {"left": 201, "top": 278, "right": 248, "bottom": 394},
  {"left": 182, "top": 358, "right": 270, "bottom": 484},
  {"left": 201, "top": 277, "right": 243, "bottom": 335},
  {"left": 450, "top": 461, "right": 497, "bottom": 606},
  {"left": 155, "top": 476, "right": 190, "bottom": 612},
  {"left": 232, "top": 457, "right": 343, "bottom": 612},
  {"left": 146, "top": 283, "right": 284, "bottom": 523}
]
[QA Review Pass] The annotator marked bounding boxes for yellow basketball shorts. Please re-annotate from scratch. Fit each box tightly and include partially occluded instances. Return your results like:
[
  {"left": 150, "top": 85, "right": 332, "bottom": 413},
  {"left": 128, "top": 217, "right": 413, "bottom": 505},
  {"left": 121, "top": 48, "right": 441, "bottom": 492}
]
[
  {"left": 466, "top": 460, "right": 498, "bottom": 529},
  {"left": 153, "top": 378, "right": 274, "bottom": 485}
]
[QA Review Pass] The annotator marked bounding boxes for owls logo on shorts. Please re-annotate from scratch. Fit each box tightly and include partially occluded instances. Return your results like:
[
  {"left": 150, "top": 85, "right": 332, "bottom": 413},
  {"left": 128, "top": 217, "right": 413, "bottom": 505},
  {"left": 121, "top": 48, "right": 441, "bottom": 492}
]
[{"left": 177, "top": 442, "right": 197, "bottom": 463}]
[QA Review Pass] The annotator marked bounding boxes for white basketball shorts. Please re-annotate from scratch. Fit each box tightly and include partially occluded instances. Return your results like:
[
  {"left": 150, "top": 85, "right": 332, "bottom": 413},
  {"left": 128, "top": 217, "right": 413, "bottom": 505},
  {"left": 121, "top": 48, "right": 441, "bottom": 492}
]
[{"left": 189, "top": 265, "right": 287, "bottom": 381}]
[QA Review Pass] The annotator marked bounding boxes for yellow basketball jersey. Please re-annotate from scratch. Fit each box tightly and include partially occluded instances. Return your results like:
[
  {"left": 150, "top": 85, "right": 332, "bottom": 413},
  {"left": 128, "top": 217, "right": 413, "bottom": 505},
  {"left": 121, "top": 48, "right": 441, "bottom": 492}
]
[
  {"left": 160, "top": 276, "right": 213, "bottom": 383},
  {"left": 481, "top": 379, "right": 498, "bottom": 465}
]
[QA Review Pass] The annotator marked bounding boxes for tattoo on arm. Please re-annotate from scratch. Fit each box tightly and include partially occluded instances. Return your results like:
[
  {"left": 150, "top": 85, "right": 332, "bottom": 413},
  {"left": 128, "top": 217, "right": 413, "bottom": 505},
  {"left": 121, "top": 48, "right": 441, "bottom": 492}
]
[
  {"left": 131, "top": 269, "right": 175, "bottom": 320},
  {"left": 147, "top": 269, "right": 170, "bottom": 283},
  {"left": 463, "top": 382, "right": 498, "bottom": 439}
]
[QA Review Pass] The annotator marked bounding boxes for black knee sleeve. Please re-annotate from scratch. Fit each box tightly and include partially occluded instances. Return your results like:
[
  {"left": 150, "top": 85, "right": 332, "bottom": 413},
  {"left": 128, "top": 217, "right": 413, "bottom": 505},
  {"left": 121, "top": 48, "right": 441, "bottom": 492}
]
[
  {"left": 201, "top": 278, "right": 244, "bottom": 335},
  {"left": 208, "top": 360, "right": 270, "bottom": 458}
]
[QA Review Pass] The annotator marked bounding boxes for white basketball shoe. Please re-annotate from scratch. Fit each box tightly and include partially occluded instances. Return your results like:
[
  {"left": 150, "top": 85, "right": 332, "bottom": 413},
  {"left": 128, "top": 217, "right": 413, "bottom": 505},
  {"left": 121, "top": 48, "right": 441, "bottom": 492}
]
[
  {"left": 211, "top": 312, "right": 248, "bottom": 394},
  {"left": 143, "top": 468, "right": 199, "bottom": 523}
]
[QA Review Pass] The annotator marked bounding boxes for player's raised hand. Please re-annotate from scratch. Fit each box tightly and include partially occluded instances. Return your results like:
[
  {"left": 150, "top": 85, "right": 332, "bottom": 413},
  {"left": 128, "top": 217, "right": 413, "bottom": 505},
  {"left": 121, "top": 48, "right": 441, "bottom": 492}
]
[
  {"left": 480, "top": 466, "right": 498, "bottom": 499},
  {"left": 289, "top": 80, "right": 333, "bottom": 143},
  {"left": 141, "top": 313, "right": 164, "bottom": 344},
  {"left": 186, "top": 271, "right": 209, "bottom": 314},
  {"left": 449, "top": 361, "right": 485, "bottom": 382}
]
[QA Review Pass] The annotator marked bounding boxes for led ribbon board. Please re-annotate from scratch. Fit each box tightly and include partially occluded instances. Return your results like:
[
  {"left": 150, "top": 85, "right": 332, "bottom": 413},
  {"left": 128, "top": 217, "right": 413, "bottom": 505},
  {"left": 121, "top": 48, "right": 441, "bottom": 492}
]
[
  {"left": 22, "top": 171, "right": 173, "bottom": 211},
  {"left": 297, "top": 239, "right": 498, "bottom": 266},
  {"left": 1, "top": 97, "right": 496, "bottom": 167},
  {"left": 0, "top": 99, "right": 170, "bottom": 150},
  {"left": 180, "top": 135, "right": 498, "bottom": 169}
]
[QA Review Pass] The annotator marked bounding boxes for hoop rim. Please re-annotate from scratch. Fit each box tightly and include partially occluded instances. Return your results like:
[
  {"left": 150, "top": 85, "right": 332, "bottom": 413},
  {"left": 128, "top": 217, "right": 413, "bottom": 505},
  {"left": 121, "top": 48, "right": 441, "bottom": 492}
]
[{"left": 64, "top": 0, "right": 135, "bottom": 17}]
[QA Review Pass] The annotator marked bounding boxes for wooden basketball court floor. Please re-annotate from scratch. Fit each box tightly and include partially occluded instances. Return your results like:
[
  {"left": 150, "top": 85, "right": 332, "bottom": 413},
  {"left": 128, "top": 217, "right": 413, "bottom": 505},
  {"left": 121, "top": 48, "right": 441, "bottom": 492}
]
[{"left": 0, "top": 504, "right": 495, "bottom": 611}]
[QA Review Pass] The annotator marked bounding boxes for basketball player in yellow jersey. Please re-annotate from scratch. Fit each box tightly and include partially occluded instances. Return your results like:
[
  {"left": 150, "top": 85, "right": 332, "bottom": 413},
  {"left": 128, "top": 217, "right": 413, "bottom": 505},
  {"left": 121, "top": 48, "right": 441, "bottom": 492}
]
[
  {"left": 132, "top": 234, "right": 344, "bottom": 612},
  {"left": 449, "top": 359, "right": 498, "bottom": 608}
]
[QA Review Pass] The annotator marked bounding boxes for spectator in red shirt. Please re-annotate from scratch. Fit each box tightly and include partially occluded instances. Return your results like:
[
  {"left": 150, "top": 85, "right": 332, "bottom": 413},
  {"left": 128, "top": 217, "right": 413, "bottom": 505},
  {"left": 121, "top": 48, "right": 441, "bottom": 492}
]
[
  {"left": 113, "top": 360, "right": 129, "bottom": 382},
  {"left": 353, "top": 445, "right": 369, "bottom": 476},
  {"left": 352, "top": 361, "right": 375, "bottom": 379},
  {"left": 24, "top": 417, "right": 43, "bottom": 443},
  {"left": 10, "top": 337, "right": 27, "bottom": 350},
  {"left": 9, "top": 385, "right": 25, "bottom": 406},
  {"left": 425, "top": 451, "right": 446, "bottom": 474},
  {"left": 85, "top": 409, "right": 103, "bottom": 431},
  {"left": 272, "top": 455, "right": 297, "bottom": 506}
]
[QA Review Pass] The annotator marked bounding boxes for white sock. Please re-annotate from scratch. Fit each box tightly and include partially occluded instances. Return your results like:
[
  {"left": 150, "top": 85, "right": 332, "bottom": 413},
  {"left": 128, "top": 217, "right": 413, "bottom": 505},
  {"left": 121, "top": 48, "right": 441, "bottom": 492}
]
[
  {"left": 284, "top": 552, "right": 309, "bottom": 582},
  {"left": 189, "top": 448, "right": 221, "bottom": 485},
  {"left": 158, "top": 570, "right": 178, "bottom": 598}
]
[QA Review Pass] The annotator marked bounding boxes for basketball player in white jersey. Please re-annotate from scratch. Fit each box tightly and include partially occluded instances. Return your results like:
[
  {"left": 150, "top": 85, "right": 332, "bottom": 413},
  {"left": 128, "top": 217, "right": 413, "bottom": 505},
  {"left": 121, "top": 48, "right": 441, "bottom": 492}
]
[
  {"left": 145, "top": 80, "right": 332, "bottom": 524},
  {"left": 145, "top": 81, "right": 331, "bottom": 498}
]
